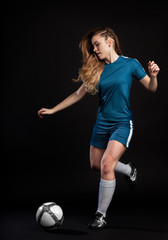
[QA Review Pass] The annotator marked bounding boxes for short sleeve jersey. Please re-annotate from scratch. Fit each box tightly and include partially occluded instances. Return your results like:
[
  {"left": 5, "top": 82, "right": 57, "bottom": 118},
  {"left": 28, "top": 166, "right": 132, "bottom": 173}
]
[{"left": 97, "top": 55, "right": 147, "bottom": 121}]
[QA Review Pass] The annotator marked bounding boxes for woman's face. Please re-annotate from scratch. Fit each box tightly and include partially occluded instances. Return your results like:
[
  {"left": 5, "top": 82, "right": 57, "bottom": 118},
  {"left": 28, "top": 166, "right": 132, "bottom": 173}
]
[{"left": 91, "top": 34, "right": 113, "bottom": 60}]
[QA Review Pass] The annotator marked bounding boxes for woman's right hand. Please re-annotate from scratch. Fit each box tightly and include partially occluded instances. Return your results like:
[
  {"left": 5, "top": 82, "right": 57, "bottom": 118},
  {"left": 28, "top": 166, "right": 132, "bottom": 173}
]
[
  {"left": 37, "top": 83, "right": 88, "bottom": 119},
  {"left": 38, "top": 108, "right": 54, "bottom": 118}
]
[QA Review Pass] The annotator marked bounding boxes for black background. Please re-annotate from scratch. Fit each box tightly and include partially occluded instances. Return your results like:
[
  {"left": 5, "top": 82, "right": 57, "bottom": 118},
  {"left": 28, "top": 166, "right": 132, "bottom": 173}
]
[{"left": 2, "top": 0, "right": 168, "bottom": 212}]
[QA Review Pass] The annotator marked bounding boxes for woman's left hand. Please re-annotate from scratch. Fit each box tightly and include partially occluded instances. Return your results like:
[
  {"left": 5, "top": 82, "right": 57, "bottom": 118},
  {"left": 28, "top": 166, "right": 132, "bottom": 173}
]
[{"left": 148, "top": 61, "right": 160, "bottom": 77}]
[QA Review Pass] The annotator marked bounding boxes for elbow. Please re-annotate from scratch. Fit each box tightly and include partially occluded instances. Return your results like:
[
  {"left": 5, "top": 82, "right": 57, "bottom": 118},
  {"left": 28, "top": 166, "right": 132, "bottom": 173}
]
[
  {"left": 75, "top": 90, "right": 81, "bottom": 98},
  {"left": 148, "top": 76, "right": 158, "bottom": 93},
  {"left": 75, "top": 86, "right": 87, "bottom": 100},
  {"left": 148, "top": 86, "right": 157, "bottom": 93},
  {"left": 74, "top": 90, "right": 82, "bottom": 101},
  {"left": 148, "top": 81, "right": 158, "bottom": 93},
  {"left": 153, "top": 88, "right": 157, "bottom": 93}
]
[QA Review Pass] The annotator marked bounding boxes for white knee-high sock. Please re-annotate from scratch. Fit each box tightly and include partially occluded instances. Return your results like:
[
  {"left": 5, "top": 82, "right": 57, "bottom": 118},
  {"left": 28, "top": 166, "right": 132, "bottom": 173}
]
[
  {"left": 97, "top": 178, "right": 116, "bottom": 217},
  {"left": 115, "top": 161, "right": 131, "bottom": 176}
]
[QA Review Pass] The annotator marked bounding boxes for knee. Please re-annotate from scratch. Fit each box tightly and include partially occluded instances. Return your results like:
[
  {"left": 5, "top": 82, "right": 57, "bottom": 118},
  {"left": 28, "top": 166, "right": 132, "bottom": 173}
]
[{"left": 101, "top": 155, "right": 116, "bottom": 174}]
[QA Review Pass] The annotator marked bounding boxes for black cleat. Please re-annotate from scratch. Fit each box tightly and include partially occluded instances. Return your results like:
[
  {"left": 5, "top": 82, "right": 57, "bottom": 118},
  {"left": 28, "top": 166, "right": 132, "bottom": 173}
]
[
  {"left": 88, "top": 212, "right": 107, "bottom": 230},
  {"left": 125, "top": 163, "right": 137, "bottom": 191}
]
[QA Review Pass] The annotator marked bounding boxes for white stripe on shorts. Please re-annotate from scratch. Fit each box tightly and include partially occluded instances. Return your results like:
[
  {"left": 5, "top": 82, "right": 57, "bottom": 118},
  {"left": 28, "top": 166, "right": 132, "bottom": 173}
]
[{"left": 126, "top": 120, "right": 133, "bottom": 148}]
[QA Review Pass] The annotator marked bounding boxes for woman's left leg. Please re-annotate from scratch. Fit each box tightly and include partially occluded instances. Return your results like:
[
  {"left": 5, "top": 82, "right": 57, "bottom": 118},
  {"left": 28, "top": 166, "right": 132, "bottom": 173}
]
[
  {"left": 88, "top": 140, "right": 126, "bottom": 229},
  {"left": 97, "top": 140, "right": 126, "bottom": 217}
]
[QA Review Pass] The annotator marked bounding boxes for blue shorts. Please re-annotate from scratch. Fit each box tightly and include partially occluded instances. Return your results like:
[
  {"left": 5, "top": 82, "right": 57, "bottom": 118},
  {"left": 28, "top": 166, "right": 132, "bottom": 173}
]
[{"left": 90, "top": 118, "right": 134, "bottom": 149}]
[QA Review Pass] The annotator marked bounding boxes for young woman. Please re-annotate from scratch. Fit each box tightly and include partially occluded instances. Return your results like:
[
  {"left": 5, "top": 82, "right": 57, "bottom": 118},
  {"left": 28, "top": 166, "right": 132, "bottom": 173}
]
[{"left": 38, "top": 27, "right": 160, "bottom": 229}]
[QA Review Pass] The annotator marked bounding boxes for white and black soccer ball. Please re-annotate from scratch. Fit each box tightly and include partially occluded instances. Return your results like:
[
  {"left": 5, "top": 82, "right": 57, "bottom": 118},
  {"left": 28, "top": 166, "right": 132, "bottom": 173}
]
[{"left": 36, "top": 202, "right": 64, "bottom": 230}]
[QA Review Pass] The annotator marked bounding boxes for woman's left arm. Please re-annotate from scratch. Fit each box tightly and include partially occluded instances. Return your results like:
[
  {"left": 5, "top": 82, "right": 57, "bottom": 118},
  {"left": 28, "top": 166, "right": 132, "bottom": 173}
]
[{"left": 139, "top": 61, "right": 160, "bottom": 92}]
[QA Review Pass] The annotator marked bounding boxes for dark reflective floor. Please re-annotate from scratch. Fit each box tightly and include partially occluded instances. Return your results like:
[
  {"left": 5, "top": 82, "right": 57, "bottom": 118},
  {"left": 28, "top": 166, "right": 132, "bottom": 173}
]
[{"left": 1, "top": 207, "right": 168, "bottom": 240}]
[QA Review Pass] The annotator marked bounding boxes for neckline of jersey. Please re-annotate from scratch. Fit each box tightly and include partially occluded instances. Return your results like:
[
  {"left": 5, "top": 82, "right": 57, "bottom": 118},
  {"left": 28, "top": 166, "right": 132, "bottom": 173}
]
[{"left": 105, "top": 55, "right": 121, "bottom": 65}]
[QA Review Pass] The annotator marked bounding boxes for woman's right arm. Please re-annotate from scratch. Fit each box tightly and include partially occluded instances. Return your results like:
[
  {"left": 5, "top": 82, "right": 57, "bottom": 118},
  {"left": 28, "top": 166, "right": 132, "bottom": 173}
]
[{"left": 38, "top": 83, "right": 88, "bottom": 118}]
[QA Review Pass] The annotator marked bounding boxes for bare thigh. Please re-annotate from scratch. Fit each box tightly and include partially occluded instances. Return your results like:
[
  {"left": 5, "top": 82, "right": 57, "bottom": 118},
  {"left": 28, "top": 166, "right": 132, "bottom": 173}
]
[{"left": 90, "top": 145, "right": 105, "bottom": 171}]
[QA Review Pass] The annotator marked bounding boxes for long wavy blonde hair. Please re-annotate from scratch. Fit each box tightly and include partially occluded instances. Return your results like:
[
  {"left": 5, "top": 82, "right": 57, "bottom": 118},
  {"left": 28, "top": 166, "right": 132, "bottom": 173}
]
[{"left": 76, "top": 27, "right": 122, "bottom": 94}]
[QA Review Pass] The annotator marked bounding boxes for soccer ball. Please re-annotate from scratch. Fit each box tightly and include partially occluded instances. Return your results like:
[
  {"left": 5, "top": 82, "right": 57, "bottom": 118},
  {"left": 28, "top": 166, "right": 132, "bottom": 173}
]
[{"left": 36, "top": 202, "right": 64, "bottom": 229}]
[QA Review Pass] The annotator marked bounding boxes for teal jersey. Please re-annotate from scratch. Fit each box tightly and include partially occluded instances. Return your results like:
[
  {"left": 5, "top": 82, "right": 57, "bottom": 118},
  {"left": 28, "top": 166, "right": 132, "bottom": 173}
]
[{"left": 97, "top": 55, "right": 147, "bottom": 121}]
